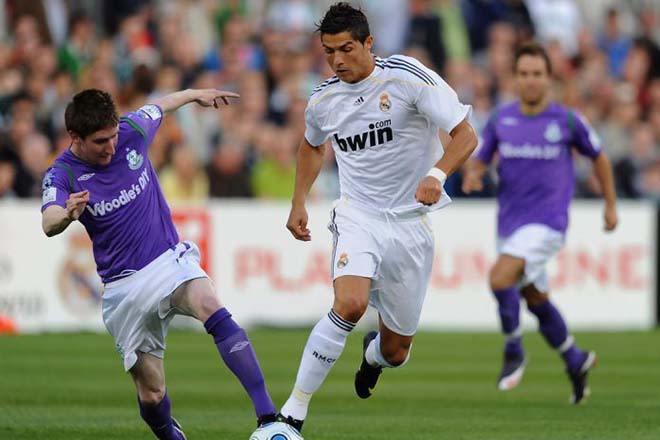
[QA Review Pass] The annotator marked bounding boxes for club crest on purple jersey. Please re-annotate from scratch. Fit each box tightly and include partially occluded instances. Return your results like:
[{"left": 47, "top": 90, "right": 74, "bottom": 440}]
[
  {"left": 543, "top": 121, "right": 562, "bottom": 143},
  {"left": 126, "top": 149, "right": 144, "bottom": 170}
]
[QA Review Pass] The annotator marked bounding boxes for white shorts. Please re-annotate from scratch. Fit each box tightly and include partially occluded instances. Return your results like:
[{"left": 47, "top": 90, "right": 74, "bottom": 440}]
[
  {"left": 497, "top": 224, "right": 565, "bottom": 292},
  {"left": 102, "top": 241, "right": 208, "bottom": 371},
  {"left": 328, "top": 199, "right": 435, "bottom": 336}
]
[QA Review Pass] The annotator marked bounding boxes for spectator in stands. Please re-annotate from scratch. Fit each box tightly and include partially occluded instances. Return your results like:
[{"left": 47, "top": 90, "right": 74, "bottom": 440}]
[
  {"left": 15, "top": 132, "right": 51, "bottom": 198},
  {"left": 207, "top": 141, "right": 253, "bottom": 198},
  {"left": 0, "top": 0, "right": 658, "bottom": 204},
  {"left": 597, "top": 8, "right": 632, "bottom": 78},
  {"left": 614, "top": 122, "right": 658, "bottom": 198},
  {"left": 159, "top": 143, "right": 209, "bottom": 202},
  {"left": 58, "top": 11, "right": 96, "bottom": 81},
  {"left": 251, "top": 127, "right": 296, "bottom": 199},
  {"left": 406, "top": 0, "right": 446, "bottom": 73},
  {"left": 0, "top": 149, "right": 17, "bottom": 198}
]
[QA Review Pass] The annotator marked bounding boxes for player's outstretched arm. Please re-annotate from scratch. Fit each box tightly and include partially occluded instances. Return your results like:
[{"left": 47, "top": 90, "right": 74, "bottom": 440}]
[
  {"left": 151, "top": 89, "right": 240, "bottom": 113},
  {"left": 592, "top": 152, "right": 618, "bottom": 231},
  {"left": 286, "top": 138, "right": 326, "bottom": 241},
  {"left": 42, "top": 190, "right": 89, "bottom": 237},
  {"left": 416, "top": 118, "right": 478, "bottom": 205}
]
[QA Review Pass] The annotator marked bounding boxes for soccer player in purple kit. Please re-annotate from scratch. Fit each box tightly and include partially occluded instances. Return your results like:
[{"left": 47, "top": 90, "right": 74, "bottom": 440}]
[
  {"left": 41, "top": 88, "right": 278, "bottom": 438},
  {"left": 462, "top": 43, "right": 618, "bottom": 404}
]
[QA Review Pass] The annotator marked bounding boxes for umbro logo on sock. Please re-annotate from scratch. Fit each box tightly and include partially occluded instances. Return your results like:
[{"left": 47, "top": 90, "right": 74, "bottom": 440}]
[
  {"left": 229, "top": 340, "right": 250, "bottom": 353},
  {"left": 354, "top": 96, "right": 364, "bottom": 106}
]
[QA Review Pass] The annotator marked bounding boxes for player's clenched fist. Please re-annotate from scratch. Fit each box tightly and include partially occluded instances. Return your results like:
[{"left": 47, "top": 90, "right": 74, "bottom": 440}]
[
  {"left": 66, "top": 190, "right": 89, "bottom": 220},
  {"left": 286, "top": 204, "right": 311, "bottom": 241},
  {"left": 415, "top": 176, "right": 442, "bottom": 206},
  {"left": 461, "top": 171, "right": 484, "bottom": 194}
]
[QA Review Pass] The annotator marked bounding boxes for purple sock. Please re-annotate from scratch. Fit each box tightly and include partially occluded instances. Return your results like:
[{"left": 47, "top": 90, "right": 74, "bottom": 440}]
[
  {"left": 204, "top": 308, "right": 276, "bottom": 418},
  {"left": 138, "top": 392, "right": 184, "bottom": 440},
  {"left": 493, "top": 287, "right": 523, "bottom": 358},
  {"left": 528, "top": 300, "right": 584, "bottom": 371}
]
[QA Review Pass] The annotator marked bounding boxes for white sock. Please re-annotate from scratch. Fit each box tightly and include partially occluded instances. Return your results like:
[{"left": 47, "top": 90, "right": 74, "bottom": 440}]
[
  {"left": 365, "top": 332, "right": 412, "bottom": 368},
  {"left": 365, "top": 332, "right": 390, "bottom": 367},
  {"left": 280, "top": 310, "right": 355, "bottom": 420},
  {"left": 558, "top": 335, "right": 575, "bottom": 353}
]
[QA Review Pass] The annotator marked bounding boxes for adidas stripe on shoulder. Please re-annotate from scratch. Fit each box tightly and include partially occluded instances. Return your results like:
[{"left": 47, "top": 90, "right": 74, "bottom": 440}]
[
  {"left": 311, "top": 76, "right": 340, "bottom": 97},
  {"left": 376, "top": 55, "right": 438, "bottom": 86}
]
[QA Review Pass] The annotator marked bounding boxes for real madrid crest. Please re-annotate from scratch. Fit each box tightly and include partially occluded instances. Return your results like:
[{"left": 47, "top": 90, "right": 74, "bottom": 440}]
[
  {"left": 337, "top": 252, "right": 349, "bottom": 269},
  {"left": 379, "top": 93, "right": 392, "bottom": 112}
]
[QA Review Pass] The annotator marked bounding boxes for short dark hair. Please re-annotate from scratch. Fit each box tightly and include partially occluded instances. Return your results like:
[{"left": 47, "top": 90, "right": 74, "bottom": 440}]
[
  {"left": 513, "top": 42, "right": 552, "bottom": 75},
  {"left": 64, "top": 89, "right": 118, "bottom": 138},
  {"left": 317, "top": 2, "right": 370, "bottom": 44}
]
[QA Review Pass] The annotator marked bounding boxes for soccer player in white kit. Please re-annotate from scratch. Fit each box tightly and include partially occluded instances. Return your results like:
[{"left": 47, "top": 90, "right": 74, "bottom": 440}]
[{"left": 278, "top": 3, "right": 478, "bottom": 433}]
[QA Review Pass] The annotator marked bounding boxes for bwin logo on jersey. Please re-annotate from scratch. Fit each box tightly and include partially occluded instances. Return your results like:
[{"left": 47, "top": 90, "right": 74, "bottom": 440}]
[
  {"left": 126, "top": 149, "right": 144, "bottom": 170},
  {"left": 333, "top": 119, "right": 393, "bottom": 152}
]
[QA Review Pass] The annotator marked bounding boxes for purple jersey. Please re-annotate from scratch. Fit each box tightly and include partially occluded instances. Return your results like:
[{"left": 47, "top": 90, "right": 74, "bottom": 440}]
[
  {"left": 476, "top": 101, "right": 602, "bottom": 237},
  {"left": 41, "top": 104, "right": 179, "bottom": 282}
]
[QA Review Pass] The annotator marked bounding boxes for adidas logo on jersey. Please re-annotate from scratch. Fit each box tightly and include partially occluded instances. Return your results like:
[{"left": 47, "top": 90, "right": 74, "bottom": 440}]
[
  {"left": 333, "top": 119, "right": 393, "bottom": 152},
  {"left": 354, "top": 96, "right": 364, "bottom": 106}
]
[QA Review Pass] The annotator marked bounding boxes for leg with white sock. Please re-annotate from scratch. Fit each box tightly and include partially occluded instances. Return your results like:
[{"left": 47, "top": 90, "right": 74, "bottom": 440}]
[
  {"left": 489, "top": 255, "right": 528, "bottom": 390},
  {"left": 364, "top": 321, "right": 413, "bottom": 368},
  {"left": 521, "top": 283, "right": 597, "bottom": 403},
  {"left": 489, "top": 255, "right": 526, "bottom": 358},
  {"left": 280, "top": 275, "right": 370, "bottom": 430},
  {"left": 521, "top": 284, "right": 587, "bottom": 372},
  {"left": 280, "top": 309, "right": 355, "bottom": 421},
  {"left": 493, "top": 286, "right": 524, "bottom": 358},
  {"left": 355, "top": 320, "right": 414, "bottom": 398}
]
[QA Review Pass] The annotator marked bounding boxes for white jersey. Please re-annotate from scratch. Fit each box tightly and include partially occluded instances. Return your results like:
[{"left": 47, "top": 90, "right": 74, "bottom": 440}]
[{"left": 305, "top": 54, "right": 471, "bottom": 214}]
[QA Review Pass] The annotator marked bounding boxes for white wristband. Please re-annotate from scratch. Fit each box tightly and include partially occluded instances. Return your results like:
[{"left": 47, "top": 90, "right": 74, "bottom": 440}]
[{"left": 426, "top": 167, "right": 447, "bottom": 186}]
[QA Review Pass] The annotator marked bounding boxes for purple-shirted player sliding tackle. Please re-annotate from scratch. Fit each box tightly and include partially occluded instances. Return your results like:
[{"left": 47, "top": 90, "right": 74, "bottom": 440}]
[
  {"left": 462, "top": 43, "right": 618, "bottom": 404},
  {"left": 41, "top": 89, "right": 279, "bottom": 438}
]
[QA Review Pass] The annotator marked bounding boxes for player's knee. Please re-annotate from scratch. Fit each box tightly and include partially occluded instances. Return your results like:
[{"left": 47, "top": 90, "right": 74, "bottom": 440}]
[
  {"left": 333, "top": 296, "right": 368, "bottom": 323},
  {"left": 381, "top": 345, "right": 410, "bottom": 367},
  {"left": 198, "top": 293, "right": 222, "bottom": 321},
  {"left": 521, "top": 286, "right": 547, "bottom": 307},
  {"left": 489, "top": 269, "right": 515, "bottom": 291},
  {"left": 380, "top": 338, "right": 412, "bottom": 367},
  {"left": 137, "top": 385, "right": 166, "bottom": 406}
]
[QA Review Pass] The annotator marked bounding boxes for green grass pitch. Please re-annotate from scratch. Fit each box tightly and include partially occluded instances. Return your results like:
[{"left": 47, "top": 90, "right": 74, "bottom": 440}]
[{"left": 1, "top": 329, "right": 659, "bottom": 439}]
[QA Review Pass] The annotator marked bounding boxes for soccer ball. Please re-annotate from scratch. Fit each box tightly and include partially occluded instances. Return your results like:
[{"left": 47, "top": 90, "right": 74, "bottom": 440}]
[{"left": 249, "top": 421, "right": 304, "bottom": 440}]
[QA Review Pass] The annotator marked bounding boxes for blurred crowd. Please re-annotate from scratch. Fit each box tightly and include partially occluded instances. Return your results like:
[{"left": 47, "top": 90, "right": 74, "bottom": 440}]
[{"left": 0, "top": 0, "right": 659, "bottom": 202}]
